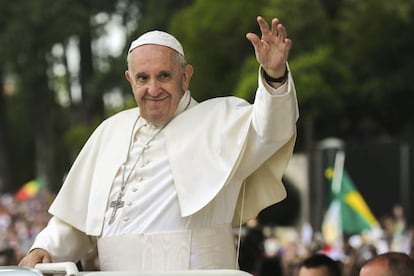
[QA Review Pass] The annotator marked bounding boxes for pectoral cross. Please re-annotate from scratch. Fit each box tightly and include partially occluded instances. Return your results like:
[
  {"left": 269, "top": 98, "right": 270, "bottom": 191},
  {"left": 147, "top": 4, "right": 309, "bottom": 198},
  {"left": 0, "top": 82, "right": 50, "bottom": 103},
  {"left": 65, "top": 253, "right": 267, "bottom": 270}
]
[{"left": 108, "top": 199, "right": 125, "bottom": 225}]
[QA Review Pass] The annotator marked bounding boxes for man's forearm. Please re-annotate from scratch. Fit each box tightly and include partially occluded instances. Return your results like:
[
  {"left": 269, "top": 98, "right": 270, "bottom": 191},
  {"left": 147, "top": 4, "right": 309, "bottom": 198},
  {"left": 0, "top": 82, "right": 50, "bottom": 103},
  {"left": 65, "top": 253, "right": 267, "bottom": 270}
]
[{"left": 30, "top": 216, "right": 96, "bottom": 263}]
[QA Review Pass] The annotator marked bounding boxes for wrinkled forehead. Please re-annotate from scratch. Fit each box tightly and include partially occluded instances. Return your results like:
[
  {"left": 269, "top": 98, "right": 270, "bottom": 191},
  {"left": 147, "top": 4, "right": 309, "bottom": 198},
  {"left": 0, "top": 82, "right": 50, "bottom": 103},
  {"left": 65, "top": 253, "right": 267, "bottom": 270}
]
[{"left": 127, "top": 45, "right": 182, "bottom": 74}]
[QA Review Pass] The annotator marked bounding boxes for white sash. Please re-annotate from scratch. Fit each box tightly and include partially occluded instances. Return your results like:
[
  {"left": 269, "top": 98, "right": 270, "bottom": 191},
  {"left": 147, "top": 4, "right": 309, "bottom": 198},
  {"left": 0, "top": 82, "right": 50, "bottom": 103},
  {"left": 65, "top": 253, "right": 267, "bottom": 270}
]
[{"left": 97, "top": 224, "right": 237, "bottom": 271}]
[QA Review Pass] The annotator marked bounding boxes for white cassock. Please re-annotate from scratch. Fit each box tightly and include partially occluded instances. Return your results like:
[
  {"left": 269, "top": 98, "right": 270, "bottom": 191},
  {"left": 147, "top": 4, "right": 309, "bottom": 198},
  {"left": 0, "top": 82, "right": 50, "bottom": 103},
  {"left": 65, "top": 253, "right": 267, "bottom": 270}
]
[{"left": 30, "top": 68, "right": 299, "bottom": 271}]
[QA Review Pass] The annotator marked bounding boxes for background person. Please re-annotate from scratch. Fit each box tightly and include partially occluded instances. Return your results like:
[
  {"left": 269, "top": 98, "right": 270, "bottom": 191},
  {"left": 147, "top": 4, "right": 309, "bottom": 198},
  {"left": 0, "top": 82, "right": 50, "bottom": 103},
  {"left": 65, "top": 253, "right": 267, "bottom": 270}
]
[
  {"left": 359, "top": 251, "right": 414, "bottom": 276},
  {"left": 297, "top": 253, "right": 342, "bottom": 276}
]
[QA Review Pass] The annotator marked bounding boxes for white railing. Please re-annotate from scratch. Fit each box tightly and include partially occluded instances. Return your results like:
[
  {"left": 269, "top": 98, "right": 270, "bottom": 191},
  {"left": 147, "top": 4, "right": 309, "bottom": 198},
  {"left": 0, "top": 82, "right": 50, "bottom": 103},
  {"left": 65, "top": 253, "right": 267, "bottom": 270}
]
[{"left": 29, "top": 262, "right": 253, "bottom": 276}]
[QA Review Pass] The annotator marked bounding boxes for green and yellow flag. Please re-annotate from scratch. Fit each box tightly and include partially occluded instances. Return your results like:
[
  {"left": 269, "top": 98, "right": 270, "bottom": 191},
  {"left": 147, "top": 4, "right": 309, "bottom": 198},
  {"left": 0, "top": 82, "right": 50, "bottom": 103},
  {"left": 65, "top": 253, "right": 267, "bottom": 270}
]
[{"left": 324, "top": 166, "right": 378, "bottom": 236}]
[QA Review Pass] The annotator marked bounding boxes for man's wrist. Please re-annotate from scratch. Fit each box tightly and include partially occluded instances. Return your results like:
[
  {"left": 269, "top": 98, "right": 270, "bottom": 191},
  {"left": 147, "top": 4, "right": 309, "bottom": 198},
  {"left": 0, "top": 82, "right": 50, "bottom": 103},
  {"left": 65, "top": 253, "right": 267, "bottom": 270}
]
[{"left": 263, "top": 66, "right": 289, "bottom": 83}]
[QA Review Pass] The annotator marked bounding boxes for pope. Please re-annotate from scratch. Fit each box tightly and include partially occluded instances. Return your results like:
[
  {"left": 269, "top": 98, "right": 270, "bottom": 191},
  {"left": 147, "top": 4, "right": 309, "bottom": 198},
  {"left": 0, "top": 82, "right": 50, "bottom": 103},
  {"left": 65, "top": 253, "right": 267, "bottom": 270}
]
[{"left": 19, "top": 16, "right": 299, "bottom": 271}]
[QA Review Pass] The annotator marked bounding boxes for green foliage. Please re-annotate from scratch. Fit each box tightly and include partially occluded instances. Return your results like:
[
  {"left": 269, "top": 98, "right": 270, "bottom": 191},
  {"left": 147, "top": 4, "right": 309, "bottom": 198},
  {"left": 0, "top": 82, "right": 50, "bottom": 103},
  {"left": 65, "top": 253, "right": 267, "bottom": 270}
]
[
  {"left": 292, "top": 46, "right": 342, "bottom": 116},
  {"left": 234, "top": 57, "right": 261, "bottom": 103},
  {"left": 1, "top": 0, "right": 414, "bottom": 191},
  {"left": 4, "top": 93, "right": 36, "bottom": 188},
  {"left": 335, "top": 0, "right": 414, "bottom": 138},
  {"left": 169, "top": 0, "right": 265, "bottom": 100},
  {"left": 63, "top": 123, "right": 97, "bottom": 159}
]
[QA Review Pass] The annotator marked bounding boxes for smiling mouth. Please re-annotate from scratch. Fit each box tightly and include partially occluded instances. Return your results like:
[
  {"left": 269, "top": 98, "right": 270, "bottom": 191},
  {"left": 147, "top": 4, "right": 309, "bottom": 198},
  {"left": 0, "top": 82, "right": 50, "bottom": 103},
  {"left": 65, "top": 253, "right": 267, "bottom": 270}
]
[
  {"left": 144, "top": 94, "right": 169, "bottom": 102},
  {"left": 145, "top": 98, "right": 166, "bottom": 103}
]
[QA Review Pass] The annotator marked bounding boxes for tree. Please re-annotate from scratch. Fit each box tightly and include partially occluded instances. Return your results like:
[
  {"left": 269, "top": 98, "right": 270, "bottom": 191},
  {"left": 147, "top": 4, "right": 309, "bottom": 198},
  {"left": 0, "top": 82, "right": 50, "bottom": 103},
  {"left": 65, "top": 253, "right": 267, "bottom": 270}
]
[
  {"left": 0, "top": 3, "right": 13, "bottom": 192},
  {"left": 0, "top": 69, "right": 13, "bottom": 192},
  {"left": 336, "top": 0, "right": 414, "bottom": 141},
  {"left": 0, "top": 0, "right": 129, "bottom": 191},
  {"left": 1, "top": 0, "right": 414, "bottom": 194},
  {"left": 169, "top": 0, "right": 265, "bottom": 101}
]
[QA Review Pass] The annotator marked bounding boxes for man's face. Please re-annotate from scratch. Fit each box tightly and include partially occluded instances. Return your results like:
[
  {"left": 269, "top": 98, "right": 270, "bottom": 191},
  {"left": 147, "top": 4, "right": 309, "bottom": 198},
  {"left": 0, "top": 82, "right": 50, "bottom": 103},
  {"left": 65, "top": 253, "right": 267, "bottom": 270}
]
[{"left": 125, "top": 44, "right": 192, "bottom": 126}]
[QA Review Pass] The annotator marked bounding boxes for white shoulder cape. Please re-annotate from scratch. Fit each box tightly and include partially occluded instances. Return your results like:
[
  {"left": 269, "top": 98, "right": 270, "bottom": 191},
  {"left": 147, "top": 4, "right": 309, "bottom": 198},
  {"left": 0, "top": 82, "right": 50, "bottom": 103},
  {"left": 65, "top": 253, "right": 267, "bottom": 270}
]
[{"left": 49, "top": 76, "right": 298, "bottom": 235}]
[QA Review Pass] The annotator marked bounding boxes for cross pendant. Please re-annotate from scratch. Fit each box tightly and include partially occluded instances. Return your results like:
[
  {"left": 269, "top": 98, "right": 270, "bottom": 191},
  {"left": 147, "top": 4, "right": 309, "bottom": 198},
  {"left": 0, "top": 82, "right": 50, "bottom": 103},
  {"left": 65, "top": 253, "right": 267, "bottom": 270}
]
[{"left": 108, "top": 199, "right": 125, "bottom": 225}]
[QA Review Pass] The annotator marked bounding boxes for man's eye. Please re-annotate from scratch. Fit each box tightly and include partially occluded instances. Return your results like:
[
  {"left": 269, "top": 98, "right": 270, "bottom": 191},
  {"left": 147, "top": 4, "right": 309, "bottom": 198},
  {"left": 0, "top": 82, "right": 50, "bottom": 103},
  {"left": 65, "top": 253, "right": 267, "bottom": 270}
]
[
  {"left": 159, "top": 72, "right": 171, "bottom": 80},
  {"left": 136, "top": 75, "right": 148, "bottom": 82}
]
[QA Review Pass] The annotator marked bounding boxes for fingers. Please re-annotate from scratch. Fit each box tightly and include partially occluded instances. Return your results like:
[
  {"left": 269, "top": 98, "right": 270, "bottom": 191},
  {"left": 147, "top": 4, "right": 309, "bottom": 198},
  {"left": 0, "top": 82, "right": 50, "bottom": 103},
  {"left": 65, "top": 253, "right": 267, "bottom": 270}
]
[
  {"left": 271, "top": 18, "right": 279, "bottom": 36},
  {"left": 246, "top": 16, "right": 282, "bottom": 46},
  {"left": 41, "top": 252, "right": 52, "bottom": 263},
  {"left": 18, "top": 248, "right": 51, "bottom": 268},
  {"left": 18, "top": 256, "right": 38, "bottom": 268},
  {"left": 245, "top": 32, "right": 260, "bottom": 47},
  {"left": 257, "top": 16, "right": 271, "bottom": 36},
  {"left": 18, "top": 256, "right": 34, "bottom": 268},
  {"left": 274, "top": 20, "right": 287, "bottom": 40},
  {"left": 246, "top": 15, "right": 292, "bottom": 67},
  {"left": 256, "top": 16, "right": 287, "bottom": 41}
]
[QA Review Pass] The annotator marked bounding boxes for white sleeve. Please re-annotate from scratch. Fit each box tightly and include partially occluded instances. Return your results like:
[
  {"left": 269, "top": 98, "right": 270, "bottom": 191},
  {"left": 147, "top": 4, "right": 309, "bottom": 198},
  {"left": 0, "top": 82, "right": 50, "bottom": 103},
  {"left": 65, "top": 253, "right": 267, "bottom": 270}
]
[
  {"left": 253, "top": 64, "right": 298, "bottom": 141},
  {"left": 234, "top": 65, "right": 298, "bottom": 180},
  {"left": 261, "top": 73, "right": 289, "bottom": 95},
  {"left": 259, "top": 65, "right": 289, "bottom": 96},
  {"left": 29, "top": 216, "right": 96, "bottom": 263}
]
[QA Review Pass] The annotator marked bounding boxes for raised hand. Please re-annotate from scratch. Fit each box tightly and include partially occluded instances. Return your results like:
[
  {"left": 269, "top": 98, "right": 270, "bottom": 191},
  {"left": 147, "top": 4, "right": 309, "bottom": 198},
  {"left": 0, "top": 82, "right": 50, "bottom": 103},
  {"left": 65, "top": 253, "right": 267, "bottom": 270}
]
[{"left": 246, "top": 16, "right": 292, "bottom": 80}]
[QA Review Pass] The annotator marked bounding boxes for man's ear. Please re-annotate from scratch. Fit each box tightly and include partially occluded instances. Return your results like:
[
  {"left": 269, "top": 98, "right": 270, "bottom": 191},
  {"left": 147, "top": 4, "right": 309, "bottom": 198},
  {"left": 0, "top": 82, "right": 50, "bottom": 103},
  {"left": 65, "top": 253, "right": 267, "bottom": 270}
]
[
  {"left": 125, "top": 70, "right": 132, "bottom": 83},
  {"left": 182, "top": 64, "right": 194, "bottom": 91}
]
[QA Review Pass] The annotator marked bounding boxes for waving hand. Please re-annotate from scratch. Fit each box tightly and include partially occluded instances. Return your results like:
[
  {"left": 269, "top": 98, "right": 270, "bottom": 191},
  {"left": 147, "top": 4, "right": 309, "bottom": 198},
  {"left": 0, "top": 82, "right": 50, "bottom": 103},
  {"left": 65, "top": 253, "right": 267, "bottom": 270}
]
[{"left": 246, "top": 16, "right": 292, "bottom": 84}]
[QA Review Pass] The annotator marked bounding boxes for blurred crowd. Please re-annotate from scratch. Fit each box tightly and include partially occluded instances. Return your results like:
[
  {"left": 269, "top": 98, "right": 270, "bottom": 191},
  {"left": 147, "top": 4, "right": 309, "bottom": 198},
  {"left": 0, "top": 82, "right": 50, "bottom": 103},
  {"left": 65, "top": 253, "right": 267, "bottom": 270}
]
[
  {"left": 237, "top": 205, "right": 413, "bottom": 275},
  {"left": 0, "top": 193, "right": 52, "bottom": 265},
  {"left": 0, "top": 192, "right": 412, "bottom": 276}
]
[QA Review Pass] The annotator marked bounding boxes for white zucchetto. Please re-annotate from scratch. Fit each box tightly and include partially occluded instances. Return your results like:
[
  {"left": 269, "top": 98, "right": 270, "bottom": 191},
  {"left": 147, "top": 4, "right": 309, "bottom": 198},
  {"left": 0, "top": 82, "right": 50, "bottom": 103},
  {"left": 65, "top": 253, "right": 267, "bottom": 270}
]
[{"left": 128, "top": 30, "right": 184, "bottom": 56}]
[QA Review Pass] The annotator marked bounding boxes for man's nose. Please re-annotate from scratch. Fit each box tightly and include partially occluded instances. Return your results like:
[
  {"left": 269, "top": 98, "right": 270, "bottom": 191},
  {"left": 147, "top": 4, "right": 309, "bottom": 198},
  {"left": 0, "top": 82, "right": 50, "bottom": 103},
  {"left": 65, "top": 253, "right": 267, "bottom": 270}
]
[{"left": 146, "top": 80, "right": 161, "bottom": 96}]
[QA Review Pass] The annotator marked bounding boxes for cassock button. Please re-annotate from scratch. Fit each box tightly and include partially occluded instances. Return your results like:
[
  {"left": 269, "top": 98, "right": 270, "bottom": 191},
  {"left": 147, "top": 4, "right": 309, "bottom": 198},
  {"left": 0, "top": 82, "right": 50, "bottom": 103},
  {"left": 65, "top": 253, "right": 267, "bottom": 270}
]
[
  {"left": 138, "top": 177, "right": 144, "bottom": 182},
  {"left": 131, "top": 187, "right": 138, "bottom": 192},
  {"left": 140, "top": 161, "right": 150, "bottom": 168},
  {"left": 127, "top": 202, "right": 132, "bottom": 206},
  {"left": 123, "top": 217, "right": 130, "bottom": 222}
]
